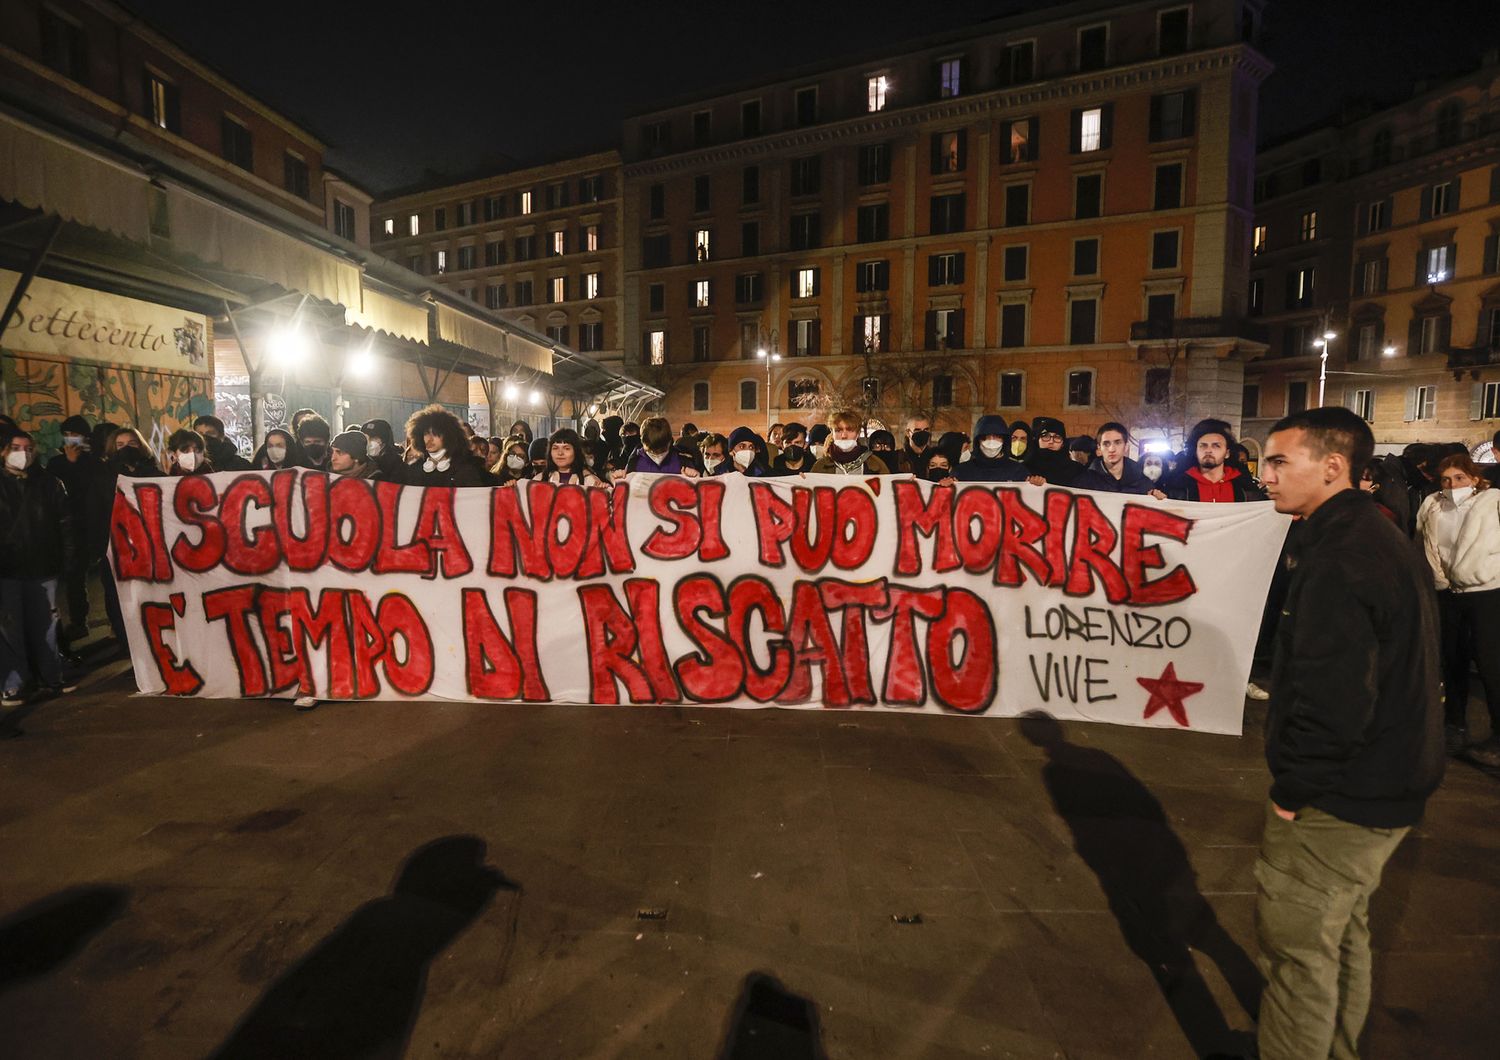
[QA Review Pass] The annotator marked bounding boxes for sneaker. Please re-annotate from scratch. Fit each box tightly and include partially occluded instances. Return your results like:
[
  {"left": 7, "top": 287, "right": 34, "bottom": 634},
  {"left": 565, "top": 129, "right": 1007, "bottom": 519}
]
[
  {"left": 294, "top": 696, "right": 319, "bottom": 712},
  {"left": 39, "top": 682, "right": 79, "bottom": 697},
  {"left": 1, "top": 688, "right": 23, "bottom": 708},
  {"left": 1464, "top": 739, "right": 1500, "bottom": 769},
  {"left": 1246, "top": 681, "right": 1270, "bottom": 701},
  {"left": 1445, "top": 725, "right": 1470, "bottom": 755}
]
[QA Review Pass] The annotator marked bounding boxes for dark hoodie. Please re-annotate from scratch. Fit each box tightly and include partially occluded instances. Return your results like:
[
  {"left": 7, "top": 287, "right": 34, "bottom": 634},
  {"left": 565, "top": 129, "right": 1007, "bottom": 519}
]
[
  {"left": 252, "top": 431, "right": 309, "bottom": 471},
  {"left": 726, "top": 426, "right": 773, "bottom": 477},
  {"left": 1024, "top": 417, "right": 1088, "bottom": 486},
  {"left": 1084, "top": 455, "right": 1157, "bottom": 495},
  {"left": 955, "top": 415, "right": 1029, "bottom": 483}
]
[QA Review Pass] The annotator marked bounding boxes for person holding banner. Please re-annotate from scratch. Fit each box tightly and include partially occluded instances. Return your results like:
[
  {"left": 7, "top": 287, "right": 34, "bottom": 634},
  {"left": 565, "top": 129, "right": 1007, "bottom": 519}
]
[
  {"left": 164, "top": 430, "right": 212, "bottom": 476},
  {"left": 1086, "top": 422, "right": 1165, "bottom": 498},
  {"left": 697, "top": 433, "right": 731, "bottom": 476},
  {"left": 329, "top": 432, "right": 382, "bottom": 480},
  {"left": 1164, "top": 420, "right": 1267, "bottom": 504},
  {"left": 727, "top": 427, "right": 774, "bottom": 477},
  {"left": 0, "top": 428, "right": 79, "bottom": 709},
  {"left": 615, "top": 418, "right": 700, "bottom": 477},
  {"left": 251, "top": 428, "right": 307, "bottom": 471},
  {"left": 492, "top": 437, "right": 534, "bottom": 484},
  {"left": 359, "top": 419, "right": 404, "bottom": 481},
  {"left": 402, "top": 405, "right": 487, "bottom": 487},
  {"left": 954, "top": 415, "right": 1031, "bottom": 483},
  {"left": 1254, "top": 407, "right": 1444, "bottom": 1060},
  {"left": 297, "top": 414, "right": 333, "bottom": 473},
  {"left": 809, "top": 411, "right": 890, "bottom": 475},
  {"left": 542, "top": 428, "right": 604, "bottom": 487}
]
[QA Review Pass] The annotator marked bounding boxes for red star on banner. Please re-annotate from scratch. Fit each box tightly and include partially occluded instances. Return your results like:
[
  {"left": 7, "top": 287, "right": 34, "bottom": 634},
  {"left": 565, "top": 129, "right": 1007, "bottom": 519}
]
[{"left": 1137, "top": 662, "right": 1205, "bottom": 727}]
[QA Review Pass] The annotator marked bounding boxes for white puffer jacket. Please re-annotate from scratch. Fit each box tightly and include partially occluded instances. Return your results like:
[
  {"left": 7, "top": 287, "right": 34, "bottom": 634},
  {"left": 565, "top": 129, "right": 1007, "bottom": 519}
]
[{"left": 1418, "top": 487, "right": 1500, "bottom": 593}]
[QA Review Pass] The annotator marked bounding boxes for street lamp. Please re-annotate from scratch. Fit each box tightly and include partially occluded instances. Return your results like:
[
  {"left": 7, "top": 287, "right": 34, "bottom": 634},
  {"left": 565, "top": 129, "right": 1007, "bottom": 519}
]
[
  {"left": 756, "top": 341, "right": 780, "bottom": 433},
  {"left": 1313, "top": 329, "right": 1337, "bottom": 407}
]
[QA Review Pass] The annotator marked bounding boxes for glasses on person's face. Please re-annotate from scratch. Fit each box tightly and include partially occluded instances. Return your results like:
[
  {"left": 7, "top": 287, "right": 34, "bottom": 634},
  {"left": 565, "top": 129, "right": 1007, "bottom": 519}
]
[{"left": 1040, "top": 432, "right": 1062, "bottom": 443}]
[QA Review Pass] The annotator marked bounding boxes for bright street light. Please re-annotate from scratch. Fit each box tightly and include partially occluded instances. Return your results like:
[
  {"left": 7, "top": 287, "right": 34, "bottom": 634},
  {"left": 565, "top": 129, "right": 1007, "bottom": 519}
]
[
  {"left": 529, "top": 390, "right": 541, "bottom": 406},
  {"left": 1382, "top": 345, "right": 1397, "bottom": 357},
  {"left": 504, "top": 383, "right": 519, "bottom": 402},
  {"left": 1323, "top": 330, "right": 1337, "bottom": 341},
  {"left": 268, "top": 324, "right": 310, "bottom": 366},
  {"left": 347, "top": 341, "right": 376, "bottom": 377}
]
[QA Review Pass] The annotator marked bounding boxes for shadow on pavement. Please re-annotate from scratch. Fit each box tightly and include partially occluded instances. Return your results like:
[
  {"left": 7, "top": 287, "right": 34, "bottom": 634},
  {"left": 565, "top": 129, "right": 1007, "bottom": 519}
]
[
  {"left": 0, "top": 885, "right": 129, "bottom": 994},
  {"left": 717, "top": 972, "right": 827, "bottom": 1059},
  {"left": 211, "top": 835, "right": 517, "bottom": 1060},
  {"left": 1019, "top": 711, "right": 1262, "bottom": 1056}
]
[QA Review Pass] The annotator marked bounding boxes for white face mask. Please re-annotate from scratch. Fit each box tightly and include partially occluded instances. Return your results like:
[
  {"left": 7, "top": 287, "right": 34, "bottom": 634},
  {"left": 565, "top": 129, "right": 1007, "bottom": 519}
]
[
  {"left": 63, "top": 434, "right": 86, "bottom": 448},
  {"left": 505, "top": 454, "right": 526, "bottom": 470},
  {"left": 5, "top": 449, "right": 32, "bottom": 471},
  {"left": 645, "top": 448, "right": 669, "bottom": 463},
  {"left": 266, "top": 445, "right": 287, "bottom": 464},
  {"left": 176, "top": 450, "right": 200, "bottom": 471},
  {"left": 979, "top": 439, "right": 1005, "bottom": 459},
  {"left": 832, "top": 437, "right": 857, "bottom": 452},
  {"left": 733, "top": 449, "right": 755, "bottom": 468},
  {"left": 1143, "top": 464, "right": 1163, "bottom": 482},
  {"left": 810, "top": 444, "right": 825, "bottom": 460},
  {"left": 704, "top": 457, "right": 722, "bottom": 473},
  {"left": 959, "top": 449, "right": 972, "bottom": 463},
  {"left": 1445, "top": 486, "right": 1474, "bottom": 506},
  {"left": 367, "top": 439, "right": 384, "bottom": 457}
]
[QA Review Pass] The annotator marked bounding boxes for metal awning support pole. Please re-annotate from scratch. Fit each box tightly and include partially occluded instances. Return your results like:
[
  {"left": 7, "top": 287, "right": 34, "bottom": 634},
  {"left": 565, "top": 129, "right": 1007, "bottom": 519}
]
[{"left": 222, "top": 300, "right": 264, "bottom": 449}]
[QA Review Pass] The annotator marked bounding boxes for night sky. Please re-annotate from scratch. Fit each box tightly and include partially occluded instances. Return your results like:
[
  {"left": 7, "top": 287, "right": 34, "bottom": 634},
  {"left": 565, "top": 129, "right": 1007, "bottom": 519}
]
[{"left": 124, "top": 0, "right": 1491, "bottom": 194}]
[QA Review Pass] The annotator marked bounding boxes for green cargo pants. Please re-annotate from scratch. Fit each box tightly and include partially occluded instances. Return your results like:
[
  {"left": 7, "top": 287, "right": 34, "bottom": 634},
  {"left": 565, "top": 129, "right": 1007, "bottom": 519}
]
[{"left": 1254, "top": 801, "right": 1409, "bottom": 1060}]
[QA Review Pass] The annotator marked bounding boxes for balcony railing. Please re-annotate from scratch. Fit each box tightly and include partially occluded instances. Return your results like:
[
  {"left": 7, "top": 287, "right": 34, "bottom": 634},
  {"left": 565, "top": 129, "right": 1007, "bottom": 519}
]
[
  {"left": 1448, "top": 345, "right": 1500, "bottom": 370},
  {"left": 1129, "top": 317, "right": 1269, "bottom": 343}
]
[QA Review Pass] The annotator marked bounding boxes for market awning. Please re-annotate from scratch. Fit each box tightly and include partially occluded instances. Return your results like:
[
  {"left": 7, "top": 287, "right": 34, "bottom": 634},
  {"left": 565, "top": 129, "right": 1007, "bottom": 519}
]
[
  {"left": 0, "top": 109, "right": 151, "bottom": 244},
  {"left": 346, "top": 282, "right": 429, "bottom": 344},
  {"left": 435, "top": 301, "right": 551, "bottom": 374}
]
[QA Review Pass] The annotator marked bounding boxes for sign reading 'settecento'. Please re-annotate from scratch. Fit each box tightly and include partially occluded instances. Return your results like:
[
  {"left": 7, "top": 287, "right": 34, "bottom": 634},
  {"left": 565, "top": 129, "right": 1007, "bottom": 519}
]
[{"left": 110, "top": 470, "right": 1290, "bottom": 734}]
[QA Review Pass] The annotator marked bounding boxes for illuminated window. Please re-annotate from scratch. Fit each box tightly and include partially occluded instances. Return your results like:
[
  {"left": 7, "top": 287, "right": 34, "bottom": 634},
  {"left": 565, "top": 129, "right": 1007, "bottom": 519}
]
[
  {"left": 408, "top": 213, "right": 420, "bottom": 236},
  {"left": 648, "top": 330, "right": 666, "bottom": 365},
  {"left": 147, "top": 73, "right": 180, "bottom": 133},
  {"left": 695, "top": 279, "right": 711, "bottom": 307},
  {"left": 584, "top": 272, "right": 601, "bottom": 299},
  {"left": 433, "top": 249, "right": 447, "bottom": 274},
  {"left": 695, "top": 229, "right": 711, "bottom": 261},
  {"left": 549, "top": 276, "right": 566, "bottom": 303},
  {"left": 519, "top": 190, "right": 533, "bottom": 215},
  {"left": 1300, "top": 210, "right": 1318, "bottom": 241},
  {"left": 1252, "top": 225, "right": 1267, "bottom": 255},
  {"left": 547, "top": 231, "right": 563, "bottom": 256},
  {"left": 585, "top": 224, "right": 599, "bottom": 252},
  {"left": 861, "top": 314, "right": 883, "bottom": 352},
  {"left": 1426, "top": 245, "right": 1451, "bottom": 283},
  {"left": 1007, "top": 119, "right": 1033, "bottom": 163},
  {"left": 939, "top": 58, "right": 962, "bottom": 98},
  {"left": 867, "top": 74, "right": 889, "bottom": 112},
  {"left": 795, "top": 268, "right": 818, "bottom": 298},
  {"left": 382, "top": 217, "right": 395, "bottom": 236},
  {"left": 1080, "top": 108, "right": 1103, "bottom": 152}
]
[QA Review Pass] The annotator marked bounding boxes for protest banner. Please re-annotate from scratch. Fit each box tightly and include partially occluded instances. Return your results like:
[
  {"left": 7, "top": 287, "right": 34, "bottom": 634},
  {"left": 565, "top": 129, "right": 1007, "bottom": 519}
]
[{"left": 110, "top": 470, "right": 1291, "bottom": 733}]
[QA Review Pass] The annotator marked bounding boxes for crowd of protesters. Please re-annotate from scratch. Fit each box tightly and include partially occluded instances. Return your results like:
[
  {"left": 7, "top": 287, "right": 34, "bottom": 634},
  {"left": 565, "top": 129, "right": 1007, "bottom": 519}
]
[{"left": 3, "top": 404, "right": 1498, "bottom": 762}]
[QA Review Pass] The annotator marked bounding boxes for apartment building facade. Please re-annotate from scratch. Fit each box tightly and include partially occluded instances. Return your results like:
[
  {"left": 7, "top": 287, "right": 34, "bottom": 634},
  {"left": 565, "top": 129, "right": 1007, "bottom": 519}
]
[
  {"left": 1245, "top": 54, "right": 1500, "bottom": 457},
  {"left": 620, "top": 0, "right": 1270, "bottom": 441}
]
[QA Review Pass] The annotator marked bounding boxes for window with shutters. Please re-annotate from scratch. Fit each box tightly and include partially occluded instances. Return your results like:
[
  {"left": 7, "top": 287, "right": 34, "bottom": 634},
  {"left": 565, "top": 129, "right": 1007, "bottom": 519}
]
[
  {"left": 1000, "top": 303, "right": 1028, "bottom": 348},
  {"left": 648, "top": 284, "right": 664, "bottom": 313},
  {"left": 484, "top": 195, "right": 505, "bottom": 221},
  {"left": 485, "top": 284, "right": 506, "bottom": 310},
  {"left": 1004, "top": 118, "right": 1037, "bottom": 164},
  {"left": 1000, "top": 41, "right": 1035, "bottom": 86},
  {"left": 931, "top": 193, "right": 966, "bottom": 234},
  {"left": 1151, "top": 230, "right": 1181, "bottom": 270},
  {"left": 1249, "top": 277, "right": 1264, "bottom": 315},
  {"left": 933, "top": 374, "right": 955, "bottom": 407},
  {"left": 549, "top": 276, "right": 567, "bottom": 303},
  {"left": 795, "top": 268, "right": 819, "bottom": 298},
  {"left": 583, "top": 224, "right": 599, "bottom": 252},
  {"left": 742, "top": 166, "right": 760, "bottom": 204},
  {"left": 694, "top": 279, "right": 711, "bottom": 308},
  {"left": 693, "top": 325, "right": 711, "bottom": 362},
  {"left": 1488, "top": 306, "right": 1500, "bottom": 349},
  {"left": 1425, "top": 245, "right": 1452, "bottom": 283},
  {"left": 858, "top": 314, "right": 886, "bottom": 353},
  {"left": 867, "top": 74, "right": 890, "bottom": 112},
  {"left": 518, "top": 190, "right": 533, "bottom": 215},
  {"left": 740, "top": 380, "right": 759, "bottom": 411},
  {"left": 579, "top": 175, "right": 602, "bottom": 203},
  {"left": 791, "top": 157, "right": 821, "bottom": 196},
  {"left": 1077, "top": 25, "right": 1108, "bottom": 71},
  {"left": 930, "top": 252, "right": 963, "bottom": 286},
  {"left": 1413, "top": 385, "right": 1436, "bottom": 420},
  {"left": 514, "top": 280, "right": 533, "bottom": 306},
  {"left": 1066, "top": 369, "right": 1095, "bottom": 407},
  {"left": 648, "top": 184, "right": 665, "bottom": 220},
  {"left": 741, "top": 99, "right": 762, "bottom": 137},
  {"left": 1288, "top": 266, "right": 1316, "bottom": 309},
  {"left": 1358, "top": 258, "right": 1386, "bottom": 295},
  {"left": 935, "top": 131, "right": 965, "bottom": 173},
  {"left": 433, "top": 249, "right": 448, "bottom": 274},
  {"left": 1356, "top": 322, "right": 1379, "bottom": 360},
  {"left": 433, "top": 207, "right": 447, "bottom": 232},
  {"left": 1352, "top": 389, "right": 1375, "bottom": 421},
  {"left": 1079, "top": 108, "right": 1104, "bottom": 152},
  {"left": 648, "top": 330, "right": 666, "bottom": 365},
  {"left": 407, "top": 254, "right": 422, "bottom": 273},
  {"left": 1300, "top": 211, "right": 1318, "bottom": 241},
  {"left": 222, "top": 116, "right": 253, "bottom": 171},
  {"left": 382, "top": 217, "right": 396, "bottom": 237},
  {"left": 40, "top": 8, "right": 89, "bottom": 81},
  {"left": 644, "top": 121, "right": 671, "bottom": 154},
  {"left": 1431, "top": 182, "right": 1455, "bottom": 216},
  {"left": 1287, "top": 381, "right": 1309, "bottom": 414},
  {"left": 1483, "top": 381, "right": 1500, "bottom": 418},
  {"left": 741, "top": 221, "right": 759, "bottom": 257},
  {"left": 1069, "top": 299, "right": 1098, "bottom": 344},
  {"left": 795, "top": 86, "right": 818, "bottom": 127},
  {"left": 1003, "top": 184, "right": 1029, "bottom": 227},
  {"left": 515, "top": 235, "right": 536, "bottom": 261},
  {"left": 693, "top": 110, "right": 712, "bottom": 147},
  {"left": 1367, "top": 200, "right": 1388, "bottom": 232},
  {"left": 693, "top": 381, "right": 710, "bottom": 410},
  {"left": 456, "top": 201, "right": 475, "bottom": 227},
  {"left": 1242, "top": 384, "right": 1260, "bottom": 419},
  {"left": 1154, "top": 163, "right": 1184, "bottom": 209},
  {"left": 857, "top": 203, "right": 889, "bottom": 243},
  {"left": 546, "top": 325, "right": 568, "bottom": 345},
  {"left": 858, "top": 144, "right": 891, "bottom": 185},
  {"left": 456, "top": 245, "right": 476, "bottom": 271},
  {"left": 1419, "top": 315, "right": 1442, "bottom": 354},
  {"left": 693, "top": 175, "right": 711, "bottom": 213},
  {"left": 584, "top": 272, "right": 601, "bottom": 300},
  {"left": 694, "top": 229, "right": 711, "bottom": 261},
  {"left": 790, "top": 213, "right": 821, "bottom": 250},
  {"left": 1003, "top": 245, "right": 1029, "bottom": 282},
  {"left": 1253, "top": 225, "right": 1267, "bottom": 255},
  {"left": 939, "top": 58, "right": 962, "bottom": 98},
  {"left": 856, "top": 260, "right": 889, "bottom": 293},
  {"left": 146, "top": 72, "right": 181, "bottom": 133},
  {"left": 1158, "top": 8, "right": 1190, "bottom": 55},
  {"left": 793, "top": 319, "right": 819, "bottom": 356},
  {"left": 579, "top": 322, "right": 604, "bottom": 352},
  {"left": 1151, "top": 90, "right": 1195, "bottom": 140},
  {"left": 928, "top": 309, "right": 963, "bottom": 350},
  {"left": 1075, "top": 174, "right": 1103, "bottom": 219},
  {"left": 334, "top": 201, "right": 356, "bottom": 241},
  {"left": 999, "top": 371, "right": 1025, "bottom": 408},
  {"left": 550, "top": 230, "right": 566, "bottom": 256},
  {"left": 734, "top": 273, "right": 763, "bottom": 303}
]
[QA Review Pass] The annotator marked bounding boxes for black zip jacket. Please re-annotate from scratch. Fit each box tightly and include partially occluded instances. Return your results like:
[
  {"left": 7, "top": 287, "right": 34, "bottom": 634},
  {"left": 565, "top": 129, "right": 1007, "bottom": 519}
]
[
  {"left": 1083, "top": 456, "right": 1157, "bottom": 495},
  {"left": 1265, "top": 489, "right": 1444, "bottom": 827},
  {"left": 0, "top": 466, "right": 78, "bottom": 579}
]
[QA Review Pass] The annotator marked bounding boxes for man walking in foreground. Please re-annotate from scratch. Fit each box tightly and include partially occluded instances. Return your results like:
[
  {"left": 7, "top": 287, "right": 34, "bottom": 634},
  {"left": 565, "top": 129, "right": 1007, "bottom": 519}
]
[{"left": 1255, "top": 408, "right": 1444, "bottom": 1059}]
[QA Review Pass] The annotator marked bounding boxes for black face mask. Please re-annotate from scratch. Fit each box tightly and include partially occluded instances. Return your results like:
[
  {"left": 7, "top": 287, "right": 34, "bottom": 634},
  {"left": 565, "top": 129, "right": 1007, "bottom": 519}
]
[
  {"left": 926, "top": 466, "right": 951, "bottom": 483},
  {"left": 910, "top": 430, "right": 931, "bottom": 450},
  {"left": 781, "top": 446, "right": 805, "bottom": 465},
  {"left": 303, "top": 442, "right": 327, "bottom": 462}
]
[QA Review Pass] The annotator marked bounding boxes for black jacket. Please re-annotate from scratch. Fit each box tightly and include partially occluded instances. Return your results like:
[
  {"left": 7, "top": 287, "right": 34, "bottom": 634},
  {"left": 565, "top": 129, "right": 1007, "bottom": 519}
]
[
  {"left": 403, "top": 452, "right": 488, "bottom": 487},
  {"left": 0, "top": 466, "right": 78, "bottom": 579},
  {"left": 1083, "top": 456, "right": 1157, "bottom": 495},
  {"left": 1265, "top": 489, "right": 1444, "bottom": 827},
  {"left": 1162, "top": 467, "right": 1268, "bottom": 503}
]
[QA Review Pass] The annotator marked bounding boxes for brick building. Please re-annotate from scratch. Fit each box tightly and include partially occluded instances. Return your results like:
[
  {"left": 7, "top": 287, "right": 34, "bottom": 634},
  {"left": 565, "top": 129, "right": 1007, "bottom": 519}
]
[
  {"left": 620, "top": 0, "right": 1271, "bottom": 443},
  {"left": 1245, "top": 53, "right": 1500, "bottom": 457}
]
